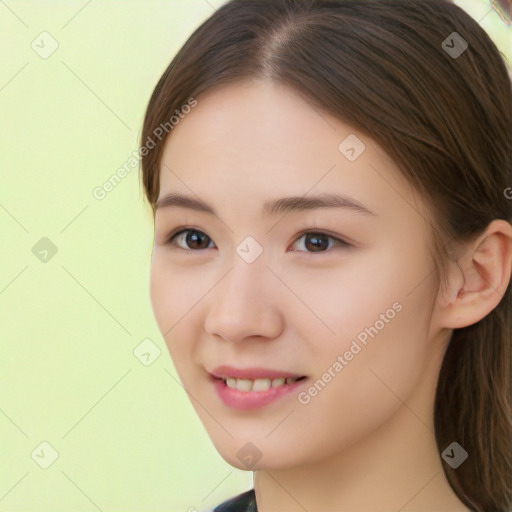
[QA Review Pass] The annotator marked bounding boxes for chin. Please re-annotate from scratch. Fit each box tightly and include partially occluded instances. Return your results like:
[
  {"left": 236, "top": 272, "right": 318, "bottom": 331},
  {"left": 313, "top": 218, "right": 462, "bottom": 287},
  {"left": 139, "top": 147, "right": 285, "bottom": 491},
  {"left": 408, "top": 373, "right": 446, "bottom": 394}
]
[{"left": 211, "top": 437, "right": 306, "bottom": 472}]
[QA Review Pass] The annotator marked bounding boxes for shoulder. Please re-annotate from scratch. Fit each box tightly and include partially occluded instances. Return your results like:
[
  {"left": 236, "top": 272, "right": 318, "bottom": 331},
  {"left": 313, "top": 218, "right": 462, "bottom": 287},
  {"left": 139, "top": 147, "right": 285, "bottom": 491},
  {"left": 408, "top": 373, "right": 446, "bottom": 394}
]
[{"left": 201, "top": 488, "right": 257, "bottom": 512}]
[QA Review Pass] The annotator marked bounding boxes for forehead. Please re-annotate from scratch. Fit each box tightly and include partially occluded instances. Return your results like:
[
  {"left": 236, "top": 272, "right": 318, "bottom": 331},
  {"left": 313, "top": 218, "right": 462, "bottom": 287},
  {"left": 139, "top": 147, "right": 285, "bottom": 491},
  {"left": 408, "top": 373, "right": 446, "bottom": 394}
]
[
  {"left": 162, "top": 80, "right": 336, "bottom": 172},
  {"left": 157, "top": 80, "right": 423, "bottom": 222}
]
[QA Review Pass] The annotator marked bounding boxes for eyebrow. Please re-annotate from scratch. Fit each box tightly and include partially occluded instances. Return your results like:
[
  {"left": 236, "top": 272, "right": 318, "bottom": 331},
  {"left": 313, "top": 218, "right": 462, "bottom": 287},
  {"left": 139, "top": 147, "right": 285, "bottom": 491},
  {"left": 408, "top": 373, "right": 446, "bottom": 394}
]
[{"left": 154, "top": 192, "right": 376, "bottom": 217}]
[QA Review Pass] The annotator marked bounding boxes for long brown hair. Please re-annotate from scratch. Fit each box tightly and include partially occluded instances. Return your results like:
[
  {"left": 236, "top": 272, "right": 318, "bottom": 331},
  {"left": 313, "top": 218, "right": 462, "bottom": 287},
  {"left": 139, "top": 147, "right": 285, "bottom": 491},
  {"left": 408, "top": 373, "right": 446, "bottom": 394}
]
[{"left": 139, "top": 1, "right": 512, "bottom": 509}]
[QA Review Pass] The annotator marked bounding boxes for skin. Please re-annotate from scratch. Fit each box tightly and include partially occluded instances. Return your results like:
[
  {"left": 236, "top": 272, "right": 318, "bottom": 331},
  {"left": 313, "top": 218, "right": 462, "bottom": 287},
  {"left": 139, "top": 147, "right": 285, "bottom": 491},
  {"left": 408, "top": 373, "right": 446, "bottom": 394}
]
[{"left": 149, "top": 80, "right": 512, "bottom": 511}]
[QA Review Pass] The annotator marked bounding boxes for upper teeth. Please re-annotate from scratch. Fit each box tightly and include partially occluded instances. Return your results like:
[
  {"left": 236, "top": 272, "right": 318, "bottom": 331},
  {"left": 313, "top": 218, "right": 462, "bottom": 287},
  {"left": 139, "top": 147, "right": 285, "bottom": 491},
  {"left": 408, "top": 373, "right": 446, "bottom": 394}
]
[{"left": 224, "top": 377, "right": 301, "bottom": 392}]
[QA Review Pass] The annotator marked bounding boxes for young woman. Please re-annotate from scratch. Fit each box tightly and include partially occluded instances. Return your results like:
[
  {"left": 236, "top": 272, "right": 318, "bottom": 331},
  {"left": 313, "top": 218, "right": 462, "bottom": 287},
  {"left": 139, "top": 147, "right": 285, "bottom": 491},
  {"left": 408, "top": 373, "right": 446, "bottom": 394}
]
[{"left": 139, "top": 0, "right": 512, "bottom": 510}]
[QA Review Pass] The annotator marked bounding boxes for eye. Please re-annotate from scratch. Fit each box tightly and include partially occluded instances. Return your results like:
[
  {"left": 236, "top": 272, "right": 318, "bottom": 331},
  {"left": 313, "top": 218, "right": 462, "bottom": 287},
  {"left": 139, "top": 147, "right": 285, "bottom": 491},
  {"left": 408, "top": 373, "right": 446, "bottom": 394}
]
[
  {"left": 165, "top": 228, "right": 350, "bottom": 253},
  {"left": 291, "top": 231, "right": 350, "bottom": 253},
  {"left": 167, "top": 229, "right": 215, "bottom": 251}
]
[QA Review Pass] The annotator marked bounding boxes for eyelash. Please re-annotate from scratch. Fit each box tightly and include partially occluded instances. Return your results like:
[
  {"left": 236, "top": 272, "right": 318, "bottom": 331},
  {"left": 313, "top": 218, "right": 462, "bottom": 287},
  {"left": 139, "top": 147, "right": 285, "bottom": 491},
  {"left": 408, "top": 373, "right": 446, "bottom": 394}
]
[{"left": 164, "top": 228, "right": 351, "bottom": 254}]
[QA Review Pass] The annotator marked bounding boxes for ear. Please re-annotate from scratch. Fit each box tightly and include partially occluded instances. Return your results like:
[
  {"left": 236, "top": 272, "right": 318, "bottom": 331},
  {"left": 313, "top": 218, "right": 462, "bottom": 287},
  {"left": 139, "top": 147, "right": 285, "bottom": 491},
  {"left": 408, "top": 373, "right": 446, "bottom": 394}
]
[{"left": 437, "top": 219, "right": 512, "bottom": 329}]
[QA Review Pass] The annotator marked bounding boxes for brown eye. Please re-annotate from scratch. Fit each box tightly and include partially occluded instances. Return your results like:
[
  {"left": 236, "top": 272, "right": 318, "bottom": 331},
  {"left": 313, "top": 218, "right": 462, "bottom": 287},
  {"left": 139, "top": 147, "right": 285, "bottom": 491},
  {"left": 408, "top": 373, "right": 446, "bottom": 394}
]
[
  {"left": 292, "top": 232, "right": 350, "bottom": 253},
  {"left": 168, "top": 229, "right": 215, "bottom": 250}
]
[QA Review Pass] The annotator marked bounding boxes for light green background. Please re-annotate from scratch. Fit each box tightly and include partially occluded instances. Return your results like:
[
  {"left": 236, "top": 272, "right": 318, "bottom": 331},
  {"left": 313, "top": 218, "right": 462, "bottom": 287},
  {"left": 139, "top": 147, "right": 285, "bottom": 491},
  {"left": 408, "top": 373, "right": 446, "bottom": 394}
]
[{"left": 0, "top": 1, "right": 510, "bottom": 511}]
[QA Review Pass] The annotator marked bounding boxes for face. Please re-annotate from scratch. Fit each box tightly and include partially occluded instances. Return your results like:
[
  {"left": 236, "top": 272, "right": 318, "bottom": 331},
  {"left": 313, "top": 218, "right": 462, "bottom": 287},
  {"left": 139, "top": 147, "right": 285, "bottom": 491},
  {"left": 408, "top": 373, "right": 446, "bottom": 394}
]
[{"left": 150, "top": 80, "right": 446, "bottom": 470}]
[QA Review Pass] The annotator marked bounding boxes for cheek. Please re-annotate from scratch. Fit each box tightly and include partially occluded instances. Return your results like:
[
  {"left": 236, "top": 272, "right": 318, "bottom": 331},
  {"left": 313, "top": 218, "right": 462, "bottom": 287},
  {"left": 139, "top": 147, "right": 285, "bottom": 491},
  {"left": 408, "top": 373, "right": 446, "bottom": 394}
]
[
  {"left": 330, "top": 265, "right": 435, "bottom": 387},
  {"left": 280, "top": 245, "right": 433, "bottom": 347},
  {"left": 149, "top": 253, "right": 218, "bottom": 383},
  {"left": 289, "top": 247, "right": 436, "bottom": 416},
  {"left": 149, "top": 254, "right": 199, "bottom": 349},
  {"left": 268, "top": 304, "right": 435, "bottom": 469},
  {"left": 149, "top": 257, "right": 171, "bottom": 333},
  {"left": 311, "top": 285, "right": 434, "bottom": 435}
]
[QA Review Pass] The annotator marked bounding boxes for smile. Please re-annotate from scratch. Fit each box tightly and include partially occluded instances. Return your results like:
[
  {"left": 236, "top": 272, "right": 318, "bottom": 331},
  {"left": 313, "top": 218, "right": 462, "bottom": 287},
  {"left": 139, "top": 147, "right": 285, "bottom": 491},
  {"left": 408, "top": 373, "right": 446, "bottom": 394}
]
[{"left": 222, "top": 376, "right": 306, "bottom": 393}]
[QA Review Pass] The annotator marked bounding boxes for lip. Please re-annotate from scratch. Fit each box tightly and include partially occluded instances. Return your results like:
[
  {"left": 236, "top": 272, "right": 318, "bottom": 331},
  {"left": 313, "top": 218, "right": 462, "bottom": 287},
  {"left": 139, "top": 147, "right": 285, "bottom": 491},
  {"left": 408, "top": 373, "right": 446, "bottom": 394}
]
[
  {"left": 210, "top": 365, "right": 305, "bottom": 380},
  {"left": 208, "top": 366, "right": 308, "bottom": 411},
  {"left": 211, "top": 375, "right": 307, "bottom": 410}
]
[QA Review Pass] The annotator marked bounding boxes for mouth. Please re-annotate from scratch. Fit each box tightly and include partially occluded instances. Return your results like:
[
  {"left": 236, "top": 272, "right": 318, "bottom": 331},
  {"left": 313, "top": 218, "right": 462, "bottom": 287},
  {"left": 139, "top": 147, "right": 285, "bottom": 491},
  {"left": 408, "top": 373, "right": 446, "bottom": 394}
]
[
  {"left": 209, "top": 370, "right": 309, "bottom": 410},
  {"left": 212, "top": 374, "right": 308, "bottom": 393},
  {"left": 209, "top": 365, "right": 307, "bottom": 392}
]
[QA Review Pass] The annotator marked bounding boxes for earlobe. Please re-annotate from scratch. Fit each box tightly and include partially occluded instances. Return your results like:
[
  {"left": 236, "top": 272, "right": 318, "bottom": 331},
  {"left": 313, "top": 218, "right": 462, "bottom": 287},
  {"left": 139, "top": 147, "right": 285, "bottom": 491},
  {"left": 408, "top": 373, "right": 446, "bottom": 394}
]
[{"left": 437, "top": 219, "right": 512, "bottom": 329}]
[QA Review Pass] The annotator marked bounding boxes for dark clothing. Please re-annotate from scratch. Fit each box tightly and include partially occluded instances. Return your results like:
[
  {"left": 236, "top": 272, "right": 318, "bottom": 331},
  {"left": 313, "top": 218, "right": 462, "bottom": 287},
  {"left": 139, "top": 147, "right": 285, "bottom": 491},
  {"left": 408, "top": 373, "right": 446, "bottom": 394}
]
[{"left": 213, "top": 489, "right": 257, "bottom": 512}]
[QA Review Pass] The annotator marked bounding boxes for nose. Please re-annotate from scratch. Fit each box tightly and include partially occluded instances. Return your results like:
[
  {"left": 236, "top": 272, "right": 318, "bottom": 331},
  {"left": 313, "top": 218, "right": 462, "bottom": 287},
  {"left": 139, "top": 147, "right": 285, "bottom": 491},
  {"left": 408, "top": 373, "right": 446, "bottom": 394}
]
[{"left": 203, "top": 256, "right": 284, "bottom": 343}]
